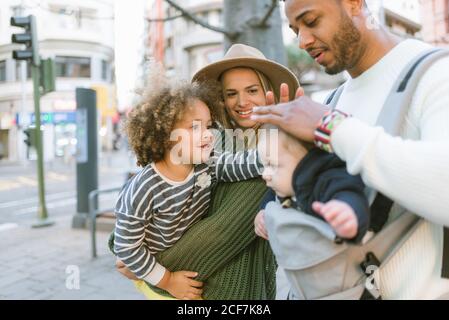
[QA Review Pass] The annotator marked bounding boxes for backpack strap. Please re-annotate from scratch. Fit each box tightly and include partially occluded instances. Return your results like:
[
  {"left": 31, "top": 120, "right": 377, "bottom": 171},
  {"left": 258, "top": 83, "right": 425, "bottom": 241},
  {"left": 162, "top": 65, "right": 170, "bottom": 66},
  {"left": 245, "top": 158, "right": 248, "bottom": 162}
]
[
  {"left": 375, "top": 48, "right": 449, "bottom": 280},
  {"left": 359, "top": 48, "right": 449, "bottom": 300},
  {"left": 377, "top": 48, "right": 449, "bottom": 136},
  {"left": 325, "top": 84, "right": 345, "bottom": 108}
]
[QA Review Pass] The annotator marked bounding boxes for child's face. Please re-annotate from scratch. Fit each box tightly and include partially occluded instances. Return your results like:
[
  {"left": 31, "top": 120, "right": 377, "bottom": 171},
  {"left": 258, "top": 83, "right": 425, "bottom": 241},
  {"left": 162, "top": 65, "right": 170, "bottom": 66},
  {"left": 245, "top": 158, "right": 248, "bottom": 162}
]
[
  {"left": 258, "top": 136, "right": 301, "bottom": 198},
  {"left": 170, "top": 99, "right": 215, "bottom": 165}
]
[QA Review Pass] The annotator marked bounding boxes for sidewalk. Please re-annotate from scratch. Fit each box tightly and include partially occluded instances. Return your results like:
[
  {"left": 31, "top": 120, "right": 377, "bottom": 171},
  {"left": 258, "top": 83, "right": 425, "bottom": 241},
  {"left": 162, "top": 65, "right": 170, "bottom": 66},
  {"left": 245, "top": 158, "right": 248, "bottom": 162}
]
[{"left": 0, "top": 215, "right": 144, "bottom": 300}]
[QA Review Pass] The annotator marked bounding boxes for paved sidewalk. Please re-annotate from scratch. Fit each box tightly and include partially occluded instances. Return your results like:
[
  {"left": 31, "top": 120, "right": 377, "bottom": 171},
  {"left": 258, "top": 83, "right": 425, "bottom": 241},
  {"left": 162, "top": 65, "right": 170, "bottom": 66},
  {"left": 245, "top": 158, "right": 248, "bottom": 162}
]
[{"left": 0, "top": 215, "right": 144, "bottom": 300}]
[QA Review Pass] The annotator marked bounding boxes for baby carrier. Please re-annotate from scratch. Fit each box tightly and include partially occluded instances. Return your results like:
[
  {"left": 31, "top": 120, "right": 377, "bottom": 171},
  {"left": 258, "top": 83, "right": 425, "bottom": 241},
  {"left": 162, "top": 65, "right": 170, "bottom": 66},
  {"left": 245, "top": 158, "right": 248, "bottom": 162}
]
[{"left": 265, "top": 48, "right": 449, "bottom": 300}]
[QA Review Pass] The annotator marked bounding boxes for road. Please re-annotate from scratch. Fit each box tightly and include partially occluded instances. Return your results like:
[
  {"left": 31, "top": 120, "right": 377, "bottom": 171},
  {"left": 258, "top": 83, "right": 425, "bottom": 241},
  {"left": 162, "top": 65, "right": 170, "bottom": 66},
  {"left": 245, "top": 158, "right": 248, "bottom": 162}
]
[{"left": 0, "top": 150, "right": 138, "bottom": 225}]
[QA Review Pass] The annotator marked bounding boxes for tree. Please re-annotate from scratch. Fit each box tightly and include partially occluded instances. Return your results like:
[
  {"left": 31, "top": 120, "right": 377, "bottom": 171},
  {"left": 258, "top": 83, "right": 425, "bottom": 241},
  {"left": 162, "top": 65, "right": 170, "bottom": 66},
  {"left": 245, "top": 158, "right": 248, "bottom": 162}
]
[
  {"left": 286, "top": 43, "right": 318, "bottom": 80},
  {"left": 162, "top": 0, "right": 286, "bottom": 64}
]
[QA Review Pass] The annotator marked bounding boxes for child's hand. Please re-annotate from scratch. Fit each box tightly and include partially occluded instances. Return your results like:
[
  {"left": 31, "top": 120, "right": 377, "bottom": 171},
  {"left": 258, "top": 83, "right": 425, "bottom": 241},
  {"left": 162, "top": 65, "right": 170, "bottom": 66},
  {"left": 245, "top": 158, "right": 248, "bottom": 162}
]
[
  {"left": 115, "top": 259, "right": 139, "bottom": 280},
  {"left": 157, "top": 270, "right": 203, "bottom": 300},
  {"left": 312, "top": 200, "right": 358, "bottom": 240},
  {"left": 254, "top": 210, "right": 269, "bottom": 240}
]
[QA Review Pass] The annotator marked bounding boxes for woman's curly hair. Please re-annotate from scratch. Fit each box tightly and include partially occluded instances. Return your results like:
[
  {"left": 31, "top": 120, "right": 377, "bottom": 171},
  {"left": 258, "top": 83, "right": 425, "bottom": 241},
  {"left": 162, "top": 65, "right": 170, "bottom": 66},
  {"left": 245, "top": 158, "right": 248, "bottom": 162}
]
[{"left": 125, "top": 76, "right": 225, "bottom": 167}]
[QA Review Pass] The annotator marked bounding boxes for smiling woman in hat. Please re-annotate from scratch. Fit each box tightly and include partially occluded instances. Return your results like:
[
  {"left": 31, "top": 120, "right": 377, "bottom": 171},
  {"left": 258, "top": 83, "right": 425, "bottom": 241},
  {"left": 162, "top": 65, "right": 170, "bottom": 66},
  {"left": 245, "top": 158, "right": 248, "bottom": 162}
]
[
  {"left": 115, "top": 44, "right": 300, "bottom": 300},
  {"left": 194, "top": 44, "right": 300, "bottom": 131}
]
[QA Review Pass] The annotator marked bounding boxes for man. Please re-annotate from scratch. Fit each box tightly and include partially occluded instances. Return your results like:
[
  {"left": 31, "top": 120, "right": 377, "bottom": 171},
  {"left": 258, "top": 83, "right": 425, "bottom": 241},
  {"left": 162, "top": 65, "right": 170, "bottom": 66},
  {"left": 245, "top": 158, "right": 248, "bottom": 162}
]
[{"left": 252, "top": 0, "right": 449, "bottom": 299}]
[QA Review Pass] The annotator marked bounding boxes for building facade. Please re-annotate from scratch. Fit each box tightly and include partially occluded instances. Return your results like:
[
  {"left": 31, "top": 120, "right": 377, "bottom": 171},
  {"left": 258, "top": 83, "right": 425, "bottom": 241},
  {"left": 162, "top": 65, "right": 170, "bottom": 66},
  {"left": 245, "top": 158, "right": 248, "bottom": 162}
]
[
  {"left": 0, "top": 0, "right": 115, "bottom": 162},
  {"left": 146, "top": 0, "right": 223, "bottom": 80},
  {"left": 421, "top": 0, "right": 449, "bottom": 45},
  {"left": 145, "top": 0, "right": 425, "bottom": 103}
]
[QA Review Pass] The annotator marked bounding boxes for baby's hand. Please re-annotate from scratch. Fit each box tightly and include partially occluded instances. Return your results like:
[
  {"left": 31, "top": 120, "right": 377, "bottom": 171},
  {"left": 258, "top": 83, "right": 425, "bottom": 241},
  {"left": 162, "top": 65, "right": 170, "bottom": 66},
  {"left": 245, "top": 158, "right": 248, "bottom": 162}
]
[
  {"left": 157, "top": 270, "right": 203, "bottom": 300},
  {"left": 254, "top": 210, "right": 269, "bottom": 240},
  {"left": 312, "top": 200, "right": 358, "bottom": 240}
]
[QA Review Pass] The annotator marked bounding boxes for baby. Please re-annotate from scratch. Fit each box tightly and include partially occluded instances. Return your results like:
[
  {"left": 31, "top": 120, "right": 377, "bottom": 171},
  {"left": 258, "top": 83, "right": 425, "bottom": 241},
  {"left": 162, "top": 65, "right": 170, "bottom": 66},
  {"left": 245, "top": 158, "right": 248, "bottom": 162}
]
[{"left": 255, "top": 124, "right": 370, "bottom": 243}]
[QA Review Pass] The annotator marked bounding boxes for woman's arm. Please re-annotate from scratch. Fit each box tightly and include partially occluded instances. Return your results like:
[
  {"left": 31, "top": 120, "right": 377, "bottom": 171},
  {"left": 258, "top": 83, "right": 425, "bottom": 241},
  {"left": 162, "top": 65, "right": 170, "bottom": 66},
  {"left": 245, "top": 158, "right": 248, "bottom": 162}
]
[{"left": 155, "top": 178, "right": 268, "bottom": 281}]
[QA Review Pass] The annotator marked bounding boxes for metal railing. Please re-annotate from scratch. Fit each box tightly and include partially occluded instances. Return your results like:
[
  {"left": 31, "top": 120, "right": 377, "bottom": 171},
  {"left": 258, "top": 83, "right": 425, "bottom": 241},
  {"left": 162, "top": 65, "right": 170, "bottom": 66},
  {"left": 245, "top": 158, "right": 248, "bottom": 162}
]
[{"left": 88, "top": 186, "right": 121, "bottom": 258}]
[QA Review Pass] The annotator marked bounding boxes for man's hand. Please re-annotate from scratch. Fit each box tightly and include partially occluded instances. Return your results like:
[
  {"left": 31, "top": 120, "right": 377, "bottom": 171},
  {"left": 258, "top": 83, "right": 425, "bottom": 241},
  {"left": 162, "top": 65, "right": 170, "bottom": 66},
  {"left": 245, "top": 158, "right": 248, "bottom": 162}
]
[
  {"left": 254, "top": 210, "right": 269, "bottom": 240},
  {"left": 157, "top": 270, "right": 203, "bottom": 300},
  {"left": 252, "top": 93, "right": 329, "bottom": 142},
  {"left": 312, "top": 200, "right": 358, "bottom": 239},
  {"left": 265, "top": 83, "right": 304, "bottom": 105},
  {"left": 115, "top": 259, "right": 139, "bottom": 280}
]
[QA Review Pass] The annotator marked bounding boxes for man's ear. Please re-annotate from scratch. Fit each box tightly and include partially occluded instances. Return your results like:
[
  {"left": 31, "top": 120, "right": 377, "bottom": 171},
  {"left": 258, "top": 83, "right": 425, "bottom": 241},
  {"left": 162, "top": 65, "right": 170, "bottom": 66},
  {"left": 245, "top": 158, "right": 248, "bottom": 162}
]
[{"left": 341, "top": 0, "right": 365, "bottom": 17}]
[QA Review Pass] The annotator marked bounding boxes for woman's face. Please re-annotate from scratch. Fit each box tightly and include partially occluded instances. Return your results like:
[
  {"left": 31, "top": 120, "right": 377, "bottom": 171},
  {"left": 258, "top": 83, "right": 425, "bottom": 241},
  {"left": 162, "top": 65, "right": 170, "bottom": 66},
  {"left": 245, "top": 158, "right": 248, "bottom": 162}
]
[{"left": 221, "top": 68, "right": 267, "bottom": 129}]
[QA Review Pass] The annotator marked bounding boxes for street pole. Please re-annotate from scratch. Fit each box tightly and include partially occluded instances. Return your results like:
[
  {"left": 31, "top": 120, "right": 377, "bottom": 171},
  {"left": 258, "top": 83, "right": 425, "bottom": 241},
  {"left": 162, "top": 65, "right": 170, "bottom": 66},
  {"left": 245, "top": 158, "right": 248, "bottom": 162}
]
[
  {"left": 11, "top": 15, "right": 55, "bottom": 227},
  {"left": 31, "top": 63, "right": 53, "bottom": 228},
  {"left": 19, "top": 1, "right": 28, "bottom": 166},
  {"left": 19, "top": 61, "right": 29, "bottom": 166}
]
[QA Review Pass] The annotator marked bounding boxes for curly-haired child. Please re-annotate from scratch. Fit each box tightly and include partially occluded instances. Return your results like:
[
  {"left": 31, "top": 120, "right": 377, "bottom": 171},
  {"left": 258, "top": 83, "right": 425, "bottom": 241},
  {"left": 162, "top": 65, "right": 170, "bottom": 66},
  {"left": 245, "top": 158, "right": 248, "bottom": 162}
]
[{"left": 113, "top": 79, "right": 264, "bottom": 300}]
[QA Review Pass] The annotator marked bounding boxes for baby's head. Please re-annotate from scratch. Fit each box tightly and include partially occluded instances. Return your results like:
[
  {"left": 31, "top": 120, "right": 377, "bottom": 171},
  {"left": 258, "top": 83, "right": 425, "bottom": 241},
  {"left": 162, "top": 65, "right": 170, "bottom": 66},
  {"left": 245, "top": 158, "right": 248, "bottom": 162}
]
[
  {"left": 257, "top": 124, "right": 312, "bottom": 198},
  {"left": 125, "top": 80, "right": 224, "bottom": 167}
]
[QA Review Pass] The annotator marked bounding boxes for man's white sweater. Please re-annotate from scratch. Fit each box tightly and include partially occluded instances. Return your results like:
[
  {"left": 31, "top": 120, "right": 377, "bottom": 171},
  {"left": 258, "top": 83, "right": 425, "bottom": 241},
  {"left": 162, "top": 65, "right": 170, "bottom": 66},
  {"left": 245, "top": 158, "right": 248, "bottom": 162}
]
[{"left": 331, "top": 39, "right": 449, "bottom": 299}]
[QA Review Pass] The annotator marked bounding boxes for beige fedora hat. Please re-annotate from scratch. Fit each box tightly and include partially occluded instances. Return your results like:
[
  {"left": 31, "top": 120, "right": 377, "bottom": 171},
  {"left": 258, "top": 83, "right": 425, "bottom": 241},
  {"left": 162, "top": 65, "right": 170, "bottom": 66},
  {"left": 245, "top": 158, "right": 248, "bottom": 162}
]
[{"left": 192, "top": 43, "right": 300, "bottom": 101}]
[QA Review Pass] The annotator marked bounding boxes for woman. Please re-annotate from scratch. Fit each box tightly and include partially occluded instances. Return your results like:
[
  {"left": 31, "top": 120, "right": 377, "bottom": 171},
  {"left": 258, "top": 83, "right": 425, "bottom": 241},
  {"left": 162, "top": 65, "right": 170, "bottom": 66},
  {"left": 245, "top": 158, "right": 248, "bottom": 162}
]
[{"left": 113, "top": 44, "right": 299, "bottom": 300}]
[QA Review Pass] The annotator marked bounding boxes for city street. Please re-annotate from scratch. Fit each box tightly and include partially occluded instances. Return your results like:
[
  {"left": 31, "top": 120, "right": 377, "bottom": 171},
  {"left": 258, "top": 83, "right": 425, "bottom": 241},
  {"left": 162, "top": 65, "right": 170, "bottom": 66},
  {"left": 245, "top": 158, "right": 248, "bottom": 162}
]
[
  {"left": 0, "top": 150, "right": 136, "bottom": 224},
  {"left": 0, "top": 150, "right": 144, "bottom": 299}
]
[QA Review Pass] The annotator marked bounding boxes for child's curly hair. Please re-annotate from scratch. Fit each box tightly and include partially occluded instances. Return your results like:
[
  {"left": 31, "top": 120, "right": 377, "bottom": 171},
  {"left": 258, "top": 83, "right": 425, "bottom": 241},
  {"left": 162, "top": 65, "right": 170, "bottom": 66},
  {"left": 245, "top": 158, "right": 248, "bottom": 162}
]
[{"left": 125, "top": 77, "right": 225, "bottom": 167}]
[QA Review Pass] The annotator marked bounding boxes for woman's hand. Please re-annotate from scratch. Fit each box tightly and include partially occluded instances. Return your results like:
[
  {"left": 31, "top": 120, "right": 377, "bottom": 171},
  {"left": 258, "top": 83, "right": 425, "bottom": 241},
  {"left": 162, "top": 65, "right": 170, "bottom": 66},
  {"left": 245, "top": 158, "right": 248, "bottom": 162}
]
[
  {"left": 254, "top": 210, "right": 269, "bottom": 240},
  {"left": 115, "top": 259, "right": 139, "bottom": 280}
]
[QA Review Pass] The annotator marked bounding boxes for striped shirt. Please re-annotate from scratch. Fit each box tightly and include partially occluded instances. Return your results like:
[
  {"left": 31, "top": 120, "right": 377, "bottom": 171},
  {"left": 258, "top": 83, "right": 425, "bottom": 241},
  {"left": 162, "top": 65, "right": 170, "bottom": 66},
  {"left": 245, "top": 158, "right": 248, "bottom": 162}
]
[{"left": 114, "top": 148, "right": 263, "bottom": 285}]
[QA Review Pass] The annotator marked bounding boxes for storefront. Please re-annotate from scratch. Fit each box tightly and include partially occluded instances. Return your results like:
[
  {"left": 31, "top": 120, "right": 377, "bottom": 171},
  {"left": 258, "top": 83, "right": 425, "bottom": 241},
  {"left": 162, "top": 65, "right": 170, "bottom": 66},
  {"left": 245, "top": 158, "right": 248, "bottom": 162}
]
[
  {"left": 0, "top": 112, "right": 15, "bottom": 161},
  {"left": 16, "top": 111, "right": 77, "bottom": 161}
]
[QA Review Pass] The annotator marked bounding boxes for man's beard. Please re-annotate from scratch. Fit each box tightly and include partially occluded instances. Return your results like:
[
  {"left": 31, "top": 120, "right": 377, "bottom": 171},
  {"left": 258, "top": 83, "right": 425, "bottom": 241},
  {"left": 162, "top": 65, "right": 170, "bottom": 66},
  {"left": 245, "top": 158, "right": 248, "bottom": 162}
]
[{"left": 325, "top": 12, "right": 364, "bottom": 75}]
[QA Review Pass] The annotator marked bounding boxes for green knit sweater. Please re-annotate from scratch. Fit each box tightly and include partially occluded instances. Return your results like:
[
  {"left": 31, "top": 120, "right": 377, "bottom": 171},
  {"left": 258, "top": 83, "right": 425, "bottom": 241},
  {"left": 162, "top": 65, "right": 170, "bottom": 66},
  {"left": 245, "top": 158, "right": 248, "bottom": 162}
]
[{"left": 109, "top": 178, "right": 277, "bottom": 300}]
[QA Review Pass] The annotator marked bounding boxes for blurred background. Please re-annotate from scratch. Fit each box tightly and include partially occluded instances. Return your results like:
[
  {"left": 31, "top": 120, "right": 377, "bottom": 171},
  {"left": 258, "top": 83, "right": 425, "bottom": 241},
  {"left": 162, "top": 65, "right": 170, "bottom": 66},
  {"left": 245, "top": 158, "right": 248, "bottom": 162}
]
[{"left": 0, "top": 0, "right": 447, "bottom": 299}]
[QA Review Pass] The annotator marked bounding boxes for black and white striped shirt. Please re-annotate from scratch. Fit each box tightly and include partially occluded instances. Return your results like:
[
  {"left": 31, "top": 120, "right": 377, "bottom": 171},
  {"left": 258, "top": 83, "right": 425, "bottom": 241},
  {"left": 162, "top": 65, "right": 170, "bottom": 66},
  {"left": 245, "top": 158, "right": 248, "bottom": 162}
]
[{"left": 114, "top": 148, "right": 263, "bottom": 285}]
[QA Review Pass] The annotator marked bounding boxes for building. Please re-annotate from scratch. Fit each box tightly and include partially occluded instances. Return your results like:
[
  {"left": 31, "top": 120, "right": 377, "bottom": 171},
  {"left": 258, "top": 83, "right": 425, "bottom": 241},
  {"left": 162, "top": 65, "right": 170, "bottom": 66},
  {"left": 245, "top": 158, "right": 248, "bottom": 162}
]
[
  {"left": 421, "top": 0, "right": 449, "bottom": 45},
  {"left": 366, "top": 0, "right": 422, "bottom": 37},
  {"left": 0, "top": 0, "right": 115, "bottom": 162},
  {"left": 146, "top": 0, "right": 223, "bottom": 80},
  {"left": 144, "top": 0, "right": 425, "bottom": 102}
]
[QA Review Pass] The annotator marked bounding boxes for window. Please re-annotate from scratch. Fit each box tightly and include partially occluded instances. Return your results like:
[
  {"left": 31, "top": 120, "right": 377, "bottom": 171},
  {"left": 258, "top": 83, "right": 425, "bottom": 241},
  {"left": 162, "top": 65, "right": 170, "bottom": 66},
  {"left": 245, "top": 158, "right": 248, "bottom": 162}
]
[
  {"left": 11, "top": 5, "right": 24, "bottom": 17},
  {"left": 55, "top": 56, "right": 91, "bottom": 78},
  {"left": 49, "top": 5, "right": 97, "bottom": 29},
  {"left": 0, "top": 61, "right": 6, "bottom": 82},
  {"left": 15, "top": 61, "right": 31, "bottom": 81},
  {"left": 101, "top": 60, "right": 108, "bottom": 81},
  {"left": 57, "top": 6, "right": 82, "bottom": 28},
  {"left": 446, "top": 0, "right": 449, "bottom": 33},
  {"left": 218, "top": 9, "right": 223, "bottom": 25}
]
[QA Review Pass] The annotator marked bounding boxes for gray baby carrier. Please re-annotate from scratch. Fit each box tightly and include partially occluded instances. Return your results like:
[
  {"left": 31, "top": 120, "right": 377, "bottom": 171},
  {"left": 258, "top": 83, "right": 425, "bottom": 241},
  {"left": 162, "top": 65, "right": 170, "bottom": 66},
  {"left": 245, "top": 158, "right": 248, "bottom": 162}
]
[{"left": 265, "top": 48, "right": 449, "bottom": 300}]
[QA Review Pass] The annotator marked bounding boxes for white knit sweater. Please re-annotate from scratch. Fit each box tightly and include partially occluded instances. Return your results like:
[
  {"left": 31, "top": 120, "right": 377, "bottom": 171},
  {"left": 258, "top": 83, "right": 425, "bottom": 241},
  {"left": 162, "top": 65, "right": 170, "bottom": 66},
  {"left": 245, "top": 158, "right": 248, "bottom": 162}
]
[{"left": 331, "top": 39, "right": 449, "bottom": 299}]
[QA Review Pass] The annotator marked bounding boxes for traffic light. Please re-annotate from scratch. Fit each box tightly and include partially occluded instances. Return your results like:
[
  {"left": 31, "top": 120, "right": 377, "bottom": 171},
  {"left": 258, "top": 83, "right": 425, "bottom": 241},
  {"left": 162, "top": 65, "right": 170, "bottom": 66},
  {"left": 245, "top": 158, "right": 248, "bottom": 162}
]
[
  {"left": 10, "top": 15, "right": 40, "bottom": 66},
  {"left": 23, "top": 128, "right": 36, "bottom": 147},
  {"left": 40, "top": 58, "right": 56, "bottom": 95},
  {"left": 24, "top": 128, "right": 31, "bottom": 147}
]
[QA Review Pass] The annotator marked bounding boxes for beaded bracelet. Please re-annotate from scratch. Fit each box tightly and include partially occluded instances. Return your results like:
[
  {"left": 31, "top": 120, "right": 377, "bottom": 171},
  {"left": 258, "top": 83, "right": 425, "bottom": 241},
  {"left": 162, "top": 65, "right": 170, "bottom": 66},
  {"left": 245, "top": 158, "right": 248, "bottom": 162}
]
[{"left": 314, "top": 109, "right": 350, "bottom": 153}]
